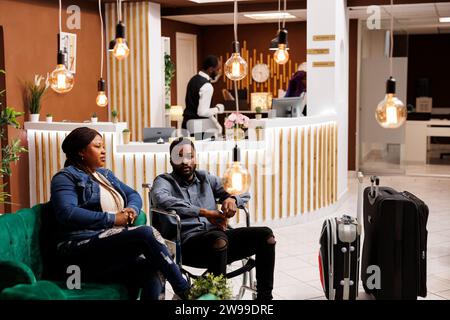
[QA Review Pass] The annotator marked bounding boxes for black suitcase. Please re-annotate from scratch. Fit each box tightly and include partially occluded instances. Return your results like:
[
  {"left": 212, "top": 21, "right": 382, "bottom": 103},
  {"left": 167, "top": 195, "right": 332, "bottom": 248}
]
[
  {"left": 318, "top": 173, "right": 364, "bottom": 300},
  {"left": 361, "top": 177, "right": 429, "bottom": 300}
]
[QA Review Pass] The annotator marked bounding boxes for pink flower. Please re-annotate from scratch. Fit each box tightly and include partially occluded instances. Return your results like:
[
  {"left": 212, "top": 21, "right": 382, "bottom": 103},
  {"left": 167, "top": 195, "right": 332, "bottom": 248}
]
[
  {"left": 228, "top": 113, "right": 237, "bottom": 122},
  {"left": 224, "top": 119, "right": 234, "bottom": 129}
]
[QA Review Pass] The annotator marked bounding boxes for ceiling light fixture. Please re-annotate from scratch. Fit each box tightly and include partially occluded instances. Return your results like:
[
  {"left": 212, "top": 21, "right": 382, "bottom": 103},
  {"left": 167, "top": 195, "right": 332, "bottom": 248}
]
[
  {"left": 273, "top": 0, "right": 289, "bottom": 65},
  {"left": 222, "top": 0, "right": 251, "bottom": 196},
  {"left": 375, "top": 0, "right": 406, "bottom": 129},
  {"left": 244, "top": 12, "right": 296, "bottom": 20},
  {"left": 49, "top": 0, "right": 75, "bottom": 94},
  {"left": 97, "top": 0, "right": 108, "bottom": 107},
  {"left": 439, "top": 17, "right": 450, "bottom": 23},
  {"left": 112, "top": 0, "right": 129, "bottom": 60},
  {"left": 224, "top": 0, "right": 247, "bottom": 81}
]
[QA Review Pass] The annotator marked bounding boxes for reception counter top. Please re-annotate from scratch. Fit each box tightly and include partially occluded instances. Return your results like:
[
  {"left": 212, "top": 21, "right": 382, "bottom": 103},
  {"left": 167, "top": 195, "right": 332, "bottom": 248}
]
[{"left": 25, "top": 116, "right": 339, "bottom": 226}]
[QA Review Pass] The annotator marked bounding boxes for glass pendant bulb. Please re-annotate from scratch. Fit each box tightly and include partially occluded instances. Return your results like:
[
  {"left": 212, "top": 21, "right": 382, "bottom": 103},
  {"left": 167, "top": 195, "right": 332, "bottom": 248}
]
[
  {"left": 96, "top": 79, "right": 108, "bottom": 107},
  {"left": 222, "top": 145, "right": 251, "bottom": 195},
  {"left": 112, "top": 22, "right": 129, "bottom": 60},
  {"left": 274, "top": 28, "right": 289, "bottom": 65},
  {"left": 50, "top": 51, "right": 74, "bottom": 94},
  {"left": 375, "top": 77, "right": 407, "bottom": 129},
  {"left": 224, "top": 41, "right": 247, "bottom": 81}
]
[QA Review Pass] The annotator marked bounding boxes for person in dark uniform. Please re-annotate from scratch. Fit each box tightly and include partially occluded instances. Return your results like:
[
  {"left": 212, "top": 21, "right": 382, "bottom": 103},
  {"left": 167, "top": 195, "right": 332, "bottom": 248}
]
[
  {"left": 182, "top": 55, "right": 224, "bottom": 131},
  {"left": 285, "top": 64, "right": 307, "bottom": 116}
]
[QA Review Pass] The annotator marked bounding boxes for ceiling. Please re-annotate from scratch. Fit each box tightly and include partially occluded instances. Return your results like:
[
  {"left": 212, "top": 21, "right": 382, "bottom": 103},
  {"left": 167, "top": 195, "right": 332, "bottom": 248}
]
[{"left": 162, "top": 2, "right": 450, "bottom": 34}]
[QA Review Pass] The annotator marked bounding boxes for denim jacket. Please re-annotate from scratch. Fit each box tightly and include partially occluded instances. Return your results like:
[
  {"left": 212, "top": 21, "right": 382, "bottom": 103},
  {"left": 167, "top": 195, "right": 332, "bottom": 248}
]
[
  {"left": 50, "top": 165, "right": 142, "bottom": 243},
  {"left": 151, "top": 170, "right": 250, "bottom": 242}
]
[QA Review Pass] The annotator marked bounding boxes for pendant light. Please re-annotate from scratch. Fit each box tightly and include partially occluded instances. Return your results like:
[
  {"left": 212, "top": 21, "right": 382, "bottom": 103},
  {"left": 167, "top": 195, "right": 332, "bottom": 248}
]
[
  {"left": 222, "top": 2, "right": 251, "bottom": 195},
  {"left": 224, "top": 0, "right": 247, "bottom": 81},
  {"left": 375, "top": 0, "right": 406, "bottom": 129},
  {"left": 96, "top": 0, "right": 108, "bottom": 107},
  {"left": 49, "top": 0, "right": 74, "bottom": 94},
  {"left": 112, "top": 0, "right": 129, "bottom": 60},
  {"left": 273, "top": 0, "right": 289, "bottom": 65}
]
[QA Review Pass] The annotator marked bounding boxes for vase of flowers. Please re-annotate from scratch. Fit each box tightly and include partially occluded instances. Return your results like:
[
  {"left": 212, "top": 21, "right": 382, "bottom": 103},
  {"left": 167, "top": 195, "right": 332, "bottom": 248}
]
[
  {"left": 26, "top": 74, "right": 49, "bottom": 122},
  {"left": 224, "top": 112, "right": 249, "bottom": 141}
]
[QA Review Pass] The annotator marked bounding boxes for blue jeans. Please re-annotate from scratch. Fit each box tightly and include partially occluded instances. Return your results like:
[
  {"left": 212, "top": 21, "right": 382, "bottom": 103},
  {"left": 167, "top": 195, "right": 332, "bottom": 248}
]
[{"left": 58, "top": 225, "right": 189, "bottom": 300}]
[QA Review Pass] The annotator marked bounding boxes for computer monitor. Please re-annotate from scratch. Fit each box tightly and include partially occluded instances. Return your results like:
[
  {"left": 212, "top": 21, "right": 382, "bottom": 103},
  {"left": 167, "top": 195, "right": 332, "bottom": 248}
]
[
  {"left": 271, "top": 97, "right": 305, "bottom": 117},
  {"left": 143, "top": 128, "right": 177, "bottom": 143}
]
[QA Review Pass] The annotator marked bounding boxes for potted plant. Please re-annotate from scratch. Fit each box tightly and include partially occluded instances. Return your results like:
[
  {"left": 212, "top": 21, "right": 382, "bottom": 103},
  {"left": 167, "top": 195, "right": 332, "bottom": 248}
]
[
  {"left": 91, "top": 112, "right": 98, "bottom": 123},
  {"left": 122, "top": 128, "right": 131, "bottom": 144},
  {"left": 188, "top": 273, "right": 232, "bottom": 300},
  {"left": 46, "top": 113, "right": 53, "bottom": 123},
  {"left": 255, "top": 106, "right": 263, "bottom": 120},
  {"left": 255, "top": 125, "right": 264, "bottom": 141},
  {"left": 111, "top": 110, "right": 118, "bottom": 123},
  {"left": 164, "top": 54, "right": 175, "bottom": 106},
  {"left": 25, "top": 74, "right": 49, "bottom": 122},
  {"left": 1, "top": 70, "right": 28, "bottom": 204},
  {"left": 224, "top": 112, "right": 249, "bottom": 141}
]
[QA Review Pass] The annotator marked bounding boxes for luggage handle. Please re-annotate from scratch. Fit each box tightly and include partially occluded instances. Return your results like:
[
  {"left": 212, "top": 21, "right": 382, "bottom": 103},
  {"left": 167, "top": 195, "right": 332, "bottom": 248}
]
[{"left": 357, "top": 172, "right": 364, "bottom": 223}]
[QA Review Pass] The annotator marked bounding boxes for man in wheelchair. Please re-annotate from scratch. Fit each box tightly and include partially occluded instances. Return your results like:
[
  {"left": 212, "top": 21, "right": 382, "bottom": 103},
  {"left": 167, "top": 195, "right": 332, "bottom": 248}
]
[{"left": 151, "top": 137, "right": 276, "bottom": 300}]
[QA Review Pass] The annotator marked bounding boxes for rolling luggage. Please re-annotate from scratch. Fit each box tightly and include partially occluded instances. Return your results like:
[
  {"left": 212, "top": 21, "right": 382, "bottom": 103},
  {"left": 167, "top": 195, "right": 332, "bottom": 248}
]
[
  {"left": 318, "top": 173, "right": 364, "bottom": 300},
  {"left": 361, "top": 176, "right": 429, "bottom": 300}
]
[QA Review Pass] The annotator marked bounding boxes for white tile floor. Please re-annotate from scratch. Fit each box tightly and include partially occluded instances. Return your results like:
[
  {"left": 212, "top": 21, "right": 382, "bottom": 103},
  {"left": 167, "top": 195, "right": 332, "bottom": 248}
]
[{"left": 167, "top": 174, "right": 450, "bottom": 300}]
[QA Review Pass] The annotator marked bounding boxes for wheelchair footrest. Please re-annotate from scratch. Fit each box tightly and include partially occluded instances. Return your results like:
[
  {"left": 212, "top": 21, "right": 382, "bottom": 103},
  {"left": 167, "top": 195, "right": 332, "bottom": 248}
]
[{"left": 226, "top": 258, "right": 255, "bottom": 279}]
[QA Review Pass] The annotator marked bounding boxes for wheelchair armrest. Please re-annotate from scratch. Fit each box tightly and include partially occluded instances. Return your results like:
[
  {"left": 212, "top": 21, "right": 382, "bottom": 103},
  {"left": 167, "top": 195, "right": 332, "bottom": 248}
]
[{"left": 238, "top": 205, "right": 251, "bottom": 227}]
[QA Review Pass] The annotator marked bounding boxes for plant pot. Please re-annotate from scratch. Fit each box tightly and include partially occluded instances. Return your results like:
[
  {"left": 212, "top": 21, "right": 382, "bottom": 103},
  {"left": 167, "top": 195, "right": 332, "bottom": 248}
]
[
  {"left": 123, "top": 132, "right": 131, "bottom": 144},
  {"left": 91, "top": 117, "right": 98, "bottom": 123},
  {"left": 30, "top": 114, "right": 40, "bottom": 122},
  {"left": 46, "top": 117, "right": 53, "bottom": 123},
  {"left": 112, "top": 117, "right": 118, "bottom": 124},
  {"left": 255, "top": 113, "right": 263, "bottom": 120}
]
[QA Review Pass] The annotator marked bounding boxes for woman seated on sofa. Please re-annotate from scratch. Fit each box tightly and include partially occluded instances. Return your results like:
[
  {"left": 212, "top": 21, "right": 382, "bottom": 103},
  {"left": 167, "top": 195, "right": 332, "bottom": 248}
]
[{"left": 50, "top": 127, "right": 190, "bottom": 300}]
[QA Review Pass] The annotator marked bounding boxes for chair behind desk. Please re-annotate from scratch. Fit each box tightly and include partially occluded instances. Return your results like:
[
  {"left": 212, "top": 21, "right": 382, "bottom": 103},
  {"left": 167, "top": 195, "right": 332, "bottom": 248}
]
[{"left": 142, "top": 183, "right": 257, "bottom": 300}]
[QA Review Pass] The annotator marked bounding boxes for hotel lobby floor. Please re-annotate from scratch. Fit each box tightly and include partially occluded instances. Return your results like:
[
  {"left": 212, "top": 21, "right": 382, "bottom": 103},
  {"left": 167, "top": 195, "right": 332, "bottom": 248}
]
[{"left": 166, "top": 174, "right": 450, "bottom": 300}]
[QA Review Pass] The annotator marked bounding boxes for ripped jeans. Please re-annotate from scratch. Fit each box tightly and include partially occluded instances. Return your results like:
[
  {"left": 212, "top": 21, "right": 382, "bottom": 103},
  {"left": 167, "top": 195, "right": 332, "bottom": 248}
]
[
  {"left": 181, "top": 226, "right": 276, "bottom": 300},
  {"left": 57, "top": 225, "right": 189, "bottom": 300}
]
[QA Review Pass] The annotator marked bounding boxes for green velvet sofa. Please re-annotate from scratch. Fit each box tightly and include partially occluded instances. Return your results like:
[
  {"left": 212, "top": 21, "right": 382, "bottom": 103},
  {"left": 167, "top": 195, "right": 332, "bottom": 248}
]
[{"left": 0, "top": 203, "right": 148, "bottom": 300}]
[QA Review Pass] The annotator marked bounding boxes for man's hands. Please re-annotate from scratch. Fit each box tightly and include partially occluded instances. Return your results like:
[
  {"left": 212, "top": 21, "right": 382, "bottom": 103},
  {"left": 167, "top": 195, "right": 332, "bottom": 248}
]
[
  {"left": 200, "top": 208, "right": 227, "bottom": 231},
  {"left": 113, "top": 208, "right": 138, "bottom": 227},
  {"left": 221, "top": 197, "right": 237, "bottom": 218}
]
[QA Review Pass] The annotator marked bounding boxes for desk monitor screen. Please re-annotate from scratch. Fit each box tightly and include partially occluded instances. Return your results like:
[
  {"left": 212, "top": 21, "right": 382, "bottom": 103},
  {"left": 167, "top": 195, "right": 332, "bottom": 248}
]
[
  {"left": 272, "top": 97, "right": 305, "bottom": 117},
  {"left": 143, "top": 128, "right": 176, "bottom": 143}
]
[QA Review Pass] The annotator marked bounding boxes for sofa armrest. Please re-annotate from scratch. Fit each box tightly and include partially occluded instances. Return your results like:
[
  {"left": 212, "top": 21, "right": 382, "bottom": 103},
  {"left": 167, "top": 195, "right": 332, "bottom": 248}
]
[{"left": 0, "top": 260, "right": 37, "bottom": 292}]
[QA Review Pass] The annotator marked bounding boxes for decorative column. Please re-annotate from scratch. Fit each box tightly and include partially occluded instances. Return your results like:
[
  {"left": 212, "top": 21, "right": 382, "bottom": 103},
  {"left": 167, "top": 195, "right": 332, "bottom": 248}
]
[{"left": 307, "top": 0, "right": 349, "bottom": 198}]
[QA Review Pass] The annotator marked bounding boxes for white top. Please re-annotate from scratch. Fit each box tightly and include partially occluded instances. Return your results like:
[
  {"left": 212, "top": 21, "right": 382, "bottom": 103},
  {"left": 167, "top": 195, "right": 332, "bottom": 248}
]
[
  {"left": 197, "top": 71, "right": 224, "bottom": 118},
  {"left": 92, "top": 172, "right": 124, "bottom": 214}
]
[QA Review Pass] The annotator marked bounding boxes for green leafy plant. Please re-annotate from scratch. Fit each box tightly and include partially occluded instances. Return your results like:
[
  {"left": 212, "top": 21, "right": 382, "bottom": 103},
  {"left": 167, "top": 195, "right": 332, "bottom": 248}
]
[
  {"left": 91, "top": 112, "right": 97, "bottom": 118},
  {"left": 255, "top": 106, "right": 262, "bottom": 114},
  {"left": 122, "top": 128, "right": 130, "bottom": 133},
  {"left": 25, "top": 74, "right": 49, "bottom": 114},
  {"left": 164, "top": 54, "right": 175, "bottom": 96},
  {"left": 165, "top": 103, "right": 171, "bottom": 110},
  {"left": 188, "top": 273, "right": 232, "bottom": 300},
  {"left": 1, "top": 70, "right": 28, "bottom": 204},
  {"left": 46, "top": 113, "right": 52, "bottom": 117},
  {"left": 111, "top": 110, "right": 118, "bottom": 118}
]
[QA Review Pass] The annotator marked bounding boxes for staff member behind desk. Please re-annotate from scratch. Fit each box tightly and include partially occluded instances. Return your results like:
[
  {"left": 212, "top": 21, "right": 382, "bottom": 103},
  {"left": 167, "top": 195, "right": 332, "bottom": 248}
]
[
  {"left": 285, "top": 66, "right": 307, "bottom": 116},
  {"left": 182, "top": 55, "right": 225, "bottom": 133}
]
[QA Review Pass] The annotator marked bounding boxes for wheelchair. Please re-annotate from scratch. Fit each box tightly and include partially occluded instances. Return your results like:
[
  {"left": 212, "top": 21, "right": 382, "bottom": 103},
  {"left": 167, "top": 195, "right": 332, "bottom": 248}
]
[{"left": 142, "top": 183, "right": 257, "bottom": 300}]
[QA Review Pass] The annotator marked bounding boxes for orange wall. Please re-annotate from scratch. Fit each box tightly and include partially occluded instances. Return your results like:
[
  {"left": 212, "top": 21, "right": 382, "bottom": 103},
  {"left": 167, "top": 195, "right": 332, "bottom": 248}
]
[{"left": 0, "top": 0, "right": 106, "bottom": 211}]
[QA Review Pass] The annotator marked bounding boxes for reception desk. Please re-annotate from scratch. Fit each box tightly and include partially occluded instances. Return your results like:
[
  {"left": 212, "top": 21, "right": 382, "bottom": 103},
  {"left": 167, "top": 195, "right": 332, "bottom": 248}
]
[{"left": 25, "top": 115, "right": 338, "bottom": 226}]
